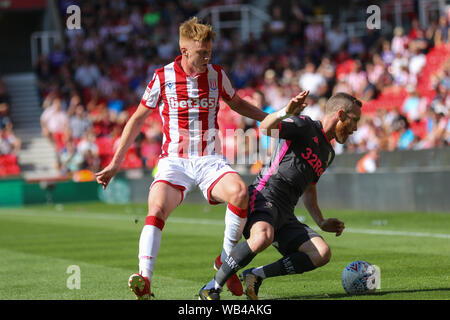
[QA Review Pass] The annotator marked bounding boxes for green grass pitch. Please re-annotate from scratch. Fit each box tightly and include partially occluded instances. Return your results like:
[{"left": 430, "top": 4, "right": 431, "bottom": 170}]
[{"left": 0, "top": 201, "right": 449, "bottom": 300}]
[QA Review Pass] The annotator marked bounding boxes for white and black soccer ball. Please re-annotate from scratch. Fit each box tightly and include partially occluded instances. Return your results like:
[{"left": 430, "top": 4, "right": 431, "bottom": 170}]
[{"left": 341, "top": 260, "right": 378, "bottom": 295}]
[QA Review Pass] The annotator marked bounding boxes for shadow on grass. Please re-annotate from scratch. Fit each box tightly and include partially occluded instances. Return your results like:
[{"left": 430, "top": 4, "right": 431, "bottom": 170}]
[{"left": 272, "top": 287, "right": 450, "bottom": 300}]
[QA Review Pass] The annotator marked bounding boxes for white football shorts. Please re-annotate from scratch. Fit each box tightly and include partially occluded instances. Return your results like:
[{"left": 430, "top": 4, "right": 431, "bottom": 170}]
[{"left": 150, "top": 155, "right": 238, "bottom": 204}]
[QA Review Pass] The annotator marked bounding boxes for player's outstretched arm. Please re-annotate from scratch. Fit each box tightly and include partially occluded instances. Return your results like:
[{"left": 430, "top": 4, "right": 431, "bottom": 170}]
[
  {"left": 225, "top": 94, "right": 268, "bottom": 122},
  {"left": 302, "top": 183, "right": 345, "bottom": 237},
  {"left": 95, "top": 103, "right": 151, "bottom": 189},
  {"left": 259, "top": 90, "right": 309, "bottom": 136}
]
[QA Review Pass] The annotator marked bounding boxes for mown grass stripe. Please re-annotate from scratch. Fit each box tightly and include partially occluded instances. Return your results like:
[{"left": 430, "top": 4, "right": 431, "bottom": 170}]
[{"left": 1, "top": 210, "right": 449, "bottom": 239}]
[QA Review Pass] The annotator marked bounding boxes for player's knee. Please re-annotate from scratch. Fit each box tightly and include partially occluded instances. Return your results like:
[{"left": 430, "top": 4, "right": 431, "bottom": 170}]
[
  {"left": 249, "top": 229, "right": 273, "bottom": 253},
  {"left": 227, "top": 181, "right": 249, "bottom": 206},
  {"left": 316, "top": 246, "right": 331, "bottom": 267},
  {"left": 147, "top": 204, "right": 167, "bottom": 220}
]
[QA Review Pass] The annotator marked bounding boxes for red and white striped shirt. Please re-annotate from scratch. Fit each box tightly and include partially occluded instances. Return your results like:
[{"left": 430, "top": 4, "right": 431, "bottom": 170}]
[{"left": 141, "top": 55, "right": 235, "bottom": 158}]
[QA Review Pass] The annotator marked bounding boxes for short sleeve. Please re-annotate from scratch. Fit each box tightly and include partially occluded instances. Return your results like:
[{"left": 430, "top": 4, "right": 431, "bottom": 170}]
[
  {"left": 278, "top": 115, "right": 311, "bottom": 140},
  {"left": 140, "top": 73, "right": 161, "bottom": 109},
  {"left": 220, "top": 69, "right": 236, "bottom": 101}
]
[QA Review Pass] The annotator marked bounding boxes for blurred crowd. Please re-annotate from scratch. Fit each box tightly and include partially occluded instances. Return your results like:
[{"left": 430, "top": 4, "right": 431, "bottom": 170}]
[
  {"left": 0, "top": 78, "right": 21, "bottom": 177},
  {"left": 32, "top": 0, "right": 449, "bottom": 176}
]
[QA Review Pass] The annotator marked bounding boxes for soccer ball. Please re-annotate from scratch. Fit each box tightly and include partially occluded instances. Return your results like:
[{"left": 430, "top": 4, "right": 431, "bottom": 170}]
[{"left": 341, "top": 260, "right": 378, "bottom": 295}]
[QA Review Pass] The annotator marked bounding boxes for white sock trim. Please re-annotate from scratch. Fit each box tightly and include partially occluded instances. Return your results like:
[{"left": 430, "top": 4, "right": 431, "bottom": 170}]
[{"left": 252, "top": 266, "right": 266, "bottom": 279}]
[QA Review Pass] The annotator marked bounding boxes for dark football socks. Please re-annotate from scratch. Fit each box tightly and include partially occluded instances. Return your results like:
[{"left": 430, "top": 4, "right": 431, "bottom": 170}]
[
  {"left": 214, "top": 241, "right": 256, "bottom": 288},
  {"left": 262, "top": 251, "right": 316, "bottom": 278}
]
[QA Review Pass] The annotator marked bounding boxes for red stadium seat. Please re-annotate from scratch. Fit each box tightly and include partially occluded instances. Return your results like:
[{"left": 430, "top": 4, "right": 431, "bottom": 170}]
[
  {"left": 120, "top": 144, "right": 143, "bottom": 169},
  {"left": 0, "top": 154, "right": 20, "bottom": 176},
  {"left": 6, "top": 164, "right": 20, "bottom": 175},
  {"left": 362, "top": 44, "right": 449, "bottom": 116},
  {"left": 410, "top": 119, "right": 427, "bottom": 139},
  {"left": 96, "top": 136, "right": 114, "bottom": 156},
  {"left": 96, "top": 136, "right": 115, "bottom": 168},
  {"left": 336, "top": 59, "right": 355, "bottom": 80},
  {"left": 121, "top": 151, "right": 143, "bottom": 169}
]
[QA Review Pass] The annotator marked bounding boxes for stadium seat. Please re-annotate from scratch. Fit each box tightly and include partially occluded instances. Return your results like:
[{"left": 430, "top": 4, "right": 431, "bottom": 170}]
[
  {"left": 121, "top": 146, "right": 143, "bottom": 169},
  {"left": 336, "top": 59, "right": 355, "bottom": 80},
  {"left": 410, "top": 119, "right": 427, "bottom": 139},
  {"left": 362, "top": 44, "right": 449, "bottom": 116},
  {"left": 96, "top": 136, "right": 114, "bottom": 156},
  {"left": 0, "top": 154, "right": 20, "bottom": 176},
  {"left": 96, "top": 136, "right": 115, "bottom": 168}
]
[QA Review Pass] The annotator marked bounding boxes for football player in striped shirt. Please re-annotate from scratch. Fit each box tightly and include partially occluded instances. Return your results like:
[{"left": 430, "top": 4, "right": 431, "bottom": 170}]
[{"left": 95, "top": 17, "right": 267, "bottom": 299}]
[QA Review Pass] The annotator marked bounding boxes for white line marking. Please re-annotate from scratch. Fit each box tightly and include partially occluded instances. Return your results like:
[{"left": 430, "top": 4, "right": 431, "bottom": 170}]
[
  {"left": 168, "top": 217, "right": 224, "bottom": 226},
  {"left": 343, "top": 227, "right": 450, "bottom": 239},
  {"left": 1, "top": 210, "right": 449, "bottom": 239}
]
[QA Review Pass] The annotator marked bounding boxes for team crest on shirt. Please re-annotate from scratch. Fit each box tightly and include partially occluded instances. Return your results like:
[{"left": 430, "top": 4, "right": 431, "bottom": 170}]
[
  {"left": 312, "top": 136, "right": 319, "bottom": 144},
  {"left": 264, "top": 201, "right": 273, "bottom": 209},
  {"left": 209, "top": 79, "right": 217, "bottom": 91},
  {"left": 166, "top": 82, "right": 174, "bottom": 90}
]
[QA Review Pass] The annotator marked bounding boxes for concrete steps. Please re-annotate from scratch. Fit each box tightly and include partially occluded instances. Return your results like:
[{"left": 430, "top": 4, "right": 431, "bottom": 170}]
[{"left": 2, "top": 72, "right": 60, "bottom": 179}]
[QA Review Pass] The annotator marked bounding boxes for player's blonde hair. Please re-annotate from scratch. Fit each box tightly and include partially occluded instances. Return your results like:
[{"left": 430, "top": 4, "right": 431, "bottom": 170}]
[
  {"left": 179, "top": 17, "right": 216, "bottom": 44},
  {"left": 325, "top": 92, "right": 362, "bottom": 114}
]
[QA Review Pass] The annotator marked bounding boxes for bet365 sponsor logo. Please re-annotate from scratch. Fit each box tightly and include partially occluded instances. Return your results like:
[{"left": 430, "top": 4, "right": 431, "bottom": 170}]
[{"left": 169, "top": 97, "right": 217, "bottom": 110}]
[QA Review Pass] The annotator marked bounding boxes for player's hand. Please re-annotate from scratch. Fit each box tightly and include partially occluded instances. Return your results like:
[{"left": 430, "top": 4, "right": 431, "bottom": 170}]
[
  {"left": 95, "top": 163, "right": 120, "bottom": 190},
  {"left": 319, "top": 218, "right": 345, "bottom": 237},
  {"left": 285, "top": 90, "right": 309, "bottom": 115}
]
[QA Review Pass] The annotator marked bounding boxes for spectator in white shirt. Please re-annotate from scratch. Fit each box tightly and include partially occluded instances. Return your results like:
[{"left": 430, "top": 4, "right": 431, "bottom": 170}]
[
  {"left": 77, "top": 129, "right": 99, "bottom": 159},
  {"left": 298, "top": 62, "right": 326, "bottom": 96},
  {"left": 408, "top": 43, "right": 426, "bottom": 76},
  {"left": 40, "top": 97, "right": 69, "bottom": 143},
  {"left": 326, "top": 25, "right": 347, "bottom": 54},
  {"left": 74, "top": 59, "right": 101, "bottom": 88}
]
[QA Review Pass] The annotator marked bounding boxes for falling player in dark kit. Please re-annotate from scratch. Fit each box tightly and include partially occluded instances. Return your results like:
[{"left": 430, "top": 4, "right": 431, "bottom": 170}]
[{"left": 199, "top": 91, "right": 362, "bottom": 300}]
